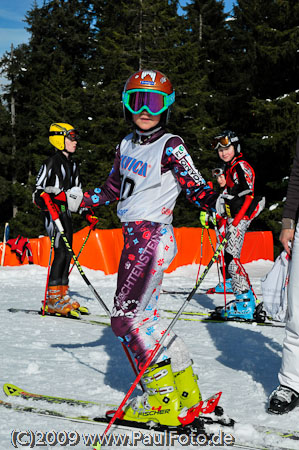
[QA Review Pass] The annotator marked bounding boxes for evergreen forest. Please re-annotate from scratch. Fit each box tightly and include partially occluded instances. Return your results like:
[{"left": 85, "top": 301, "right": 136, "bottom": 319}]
[{"left": 0, "top": 0, "right": 298, "bottom": 257}]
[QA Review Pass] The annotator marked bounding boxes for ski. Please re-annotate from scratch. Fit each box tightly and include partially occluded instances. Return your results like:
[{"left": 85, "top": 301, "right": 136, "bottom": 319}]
[
  {"left": 161, "top": 289, "right": 192, "bottom": 295},
  {"left": 3, "top": 384, "right": 299, "bottom": 446},
  {"left": 7, "top": 307, "right": 110, "bottom": 327},
  {"left": 163, "top": 308, "right": 208, "bottom": 316},
  {"left": 3, "top": 383, "right": 115, "bottom": 408},
  {"left": 1, "top": 398, "right": 298, "bottom": 450},
  {"left": 160, "top": 308, "right": 286, "bottom": 327},
  {"left": 3, "top": 383, "right": 224, "bottom": 420},
  {"left": 7, "top": 306, "right": 285, "bottom": 327},
  {"left": 94, "top": 308, "right": 284, "bottom": 328},
  {"left": 0, "top": 397, "right": 230, "bottom": 449},
  {"left": 1, "top": 392, "right": 229, "bottom": 433}
]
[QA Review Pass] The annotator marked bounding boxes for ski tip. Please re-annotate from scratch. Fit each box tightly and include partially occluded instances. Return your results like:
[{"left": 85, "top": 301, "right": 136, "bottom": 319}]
[
  {"left": 68, "top": 310, "right": 81, "bottom": 319},
  {"left": 3, "top": 383, "right": 22, "bottom": 397},
  {"left": 78, "top": 306, "right": 90, "bottom": 315}
]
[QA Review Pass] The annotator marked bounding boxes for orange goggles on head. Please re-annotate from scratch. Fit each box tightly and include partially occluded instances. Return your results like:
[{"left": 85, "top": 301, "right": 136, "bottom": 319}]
[
  {"left": 212, "top": 134, "right": 239, "bottom": 150},
  {"left": 212, "top": 136, "right": 230, "bottom": 150}
]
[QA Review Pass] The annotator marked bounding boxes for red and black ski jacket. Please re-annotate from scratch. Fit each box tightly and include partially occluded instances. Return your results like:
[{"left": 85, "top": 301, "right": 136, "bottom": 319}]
[{"left": 223, "top": 153, "right": 261, "bottom": 220}]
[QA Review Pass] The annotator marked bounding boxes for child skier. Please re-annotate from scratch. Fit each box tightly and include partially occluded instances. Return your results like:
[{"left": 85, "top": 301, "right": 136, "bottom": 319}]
[
  {"left": 202, "top": 167, "right": 233, "bottom": 294},
  {"left": 81, "top": 69, "right": 218, "bottom": 426},
  {"left": 33, "top": 123, "right": 87, "bottom": 317},
  {"left": 211, "top": 130, "right": 265, "bottom": 320}
]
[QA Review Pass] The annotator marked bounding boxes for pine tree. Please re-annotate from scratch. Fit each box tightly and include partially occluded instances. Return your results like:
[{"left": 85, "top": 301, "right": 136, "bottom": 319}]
[
  {"left": 0, "top": 99, "right": 12, "bottom": 233},
  {"left": 172, "top": 0, "right": 231, "bottom": 167},
  {"left": 226, "top": 0, "right": 299, "bottom": 252},
  {"left": 80, "top": 0, "right": 183, "bottom": 228},
  {"left": 167, "top": 0, "right": 231, "bottom": 226},
  {"left": 0, "top": 0, "right": 95, "bottom": 236}
]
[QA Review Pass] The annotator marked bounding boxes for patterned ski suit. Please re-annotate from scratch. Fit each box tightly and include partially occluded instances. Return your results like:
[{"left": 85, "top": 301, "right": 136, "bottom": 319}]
[
  {"left": 220, "top": 153, "right": 265, "bottom": 294},
  {"left": 83, "top": 128, "right": 217, "bottom": 371}
]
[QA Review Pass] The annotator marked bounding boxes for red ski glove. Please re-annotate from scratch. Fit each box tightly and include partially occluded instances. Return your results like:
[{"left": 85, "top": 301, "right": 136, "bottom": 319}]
[
  {"left": 86, "top": 213, "right": 99, "bottom": 229},
  {"left": 40, "top": 192, "right": 60, "bottom": 221}
]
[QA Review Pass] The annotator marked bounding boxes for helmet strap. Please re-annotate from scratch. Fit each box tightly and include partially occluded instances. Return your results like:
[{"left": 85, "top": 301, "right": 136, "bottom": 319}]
[
  {"left": 62, "top": 142, "right": 72, "bottom": 158},
  {"left": 133, "top": 125, "right": 162, "bottom": 144}
]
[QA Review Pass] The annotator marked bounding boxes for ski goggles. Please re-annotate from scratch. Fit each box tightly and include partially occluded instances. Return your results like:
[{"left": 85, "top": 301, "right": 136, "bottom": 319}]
[
  {"left": 66, "top": 130, "right": 79, "bottom": 141},
  {"left": 49, "top": 130, "right": 79, "bottom": 141},
  {"left": 212, "top": 168, "right": 225, "bottom": 177},
  {"left": 122, "top": 89, "right": 175, "bottom": 116},
  {"left": 212, "top": 135, "right": 238, "bottom": 150}
]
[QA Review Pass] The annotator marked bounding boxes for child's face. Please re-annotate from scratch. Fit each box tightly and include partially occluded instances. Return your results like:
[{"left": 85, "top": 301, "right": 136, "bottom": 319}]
[
  {"left": 133, "top": 111, "right": 161, "bottom": 131},
  {"left": 218, "top": 144, "right": 235, "bottom": 163},
  {"left": 216, "top": 174, "right": 226, "bottom": 188},
  {"left": 64, "top": 136, "right": 77, "bottom": 155}
]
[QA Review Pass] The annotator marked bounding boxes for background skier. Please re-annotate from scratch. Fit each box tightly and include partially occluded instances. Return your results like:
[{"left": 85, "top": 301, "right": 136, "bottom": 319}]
[
  {"left": 33, "top": 123, "right": 85, "bottom": 317},
  {"left": 210, "top": 131, "right": 265, "bottom": 320},
  {"left": 201, "top": 167, "right": 232, "bottom": 294}
]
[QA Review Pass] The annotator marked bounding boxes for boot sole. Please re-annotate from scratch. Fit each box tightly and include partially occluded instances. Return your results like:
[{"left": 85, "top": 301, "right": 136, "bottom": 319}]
[
  {"left": 268, "top": 397, "right": 299, "bottom": 415},
  {"left": 42, "top": 307, "right": 81, "bottom": 319}
]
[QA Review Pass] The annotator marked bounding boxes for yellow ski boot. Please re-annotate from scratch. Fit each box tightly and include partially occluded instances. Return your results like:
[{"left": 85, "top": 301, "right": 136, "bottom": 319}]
[
  {"left": 174, "top": 363, "right": 202, "bottom": 409},
  {"left": 122, "top": 359, "right": 182, "bottom": 426}
]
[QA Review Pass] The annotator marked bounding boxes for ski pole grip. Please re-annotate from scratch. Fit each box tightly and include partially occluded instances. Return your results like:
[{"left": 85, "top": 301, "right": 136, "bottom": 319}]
[
  {"left": 41, "top": 192, "right": 60, "bottom": 221},
  {"left": 86, "top": 214, "right": 99, "bottom": 229},
  {"left": 232, "top": 195, "right": 253, "bottom": 227}
]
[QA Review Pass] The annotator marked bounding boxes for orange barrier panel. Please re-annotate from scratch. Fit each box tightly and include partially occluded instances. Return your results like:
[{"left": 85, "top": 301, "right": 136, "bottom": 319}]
[
  {"left": 0, "top": 227, "right": 273, "bottom": 274},
  {"left": 168, "top": 228, "right": 216, "bottom": 272},
  {"left": 240, "top": 231, "right": 273, "bottom": 264},
  {"left": 73, "top": 228, "right": 124, "bottom": 273}
]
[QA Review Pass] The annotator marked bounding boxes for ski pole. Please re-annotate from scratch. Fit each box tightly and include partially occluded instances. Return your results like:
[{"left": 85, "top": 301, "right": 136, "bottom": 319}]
[
  {"left": 207, "top": 227, "right": 222, "bottom": 286},
  {"left": 41, "top": 233, "right": 55, "bottom": 316},
  {"left": 235, "top": 257, "right": 259, "bottom": 302},
  {"left": 41, "top": 192, "right": 145, "bottom": 391},
  {"left": 195, "top": 227, "right": 204, "bottom": 284},
  {"left": 100, "top": 227, "right": 233, "bottom": 443},
  {"left": 68, "top": 229, "right": 91, "bottom": 276},
  {"left": 1, "top": 222, "right": 9, "bottom": 266},
  {"left": 209, "top": 222, "right": 228, "bottom": 303},
  {"left": 68, "top": 217, "right": 98, "bottom": 276},
  {"left": 221, "top": 250, "right": 228, "bottom": 310}
]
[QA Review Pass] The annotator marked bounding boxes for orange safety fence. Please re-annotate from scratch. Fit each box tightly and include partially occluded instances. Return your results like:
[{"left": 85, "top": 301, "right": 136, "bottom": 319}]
[{"left": 0, "top": 227, "right": 273, "bottom": 274}]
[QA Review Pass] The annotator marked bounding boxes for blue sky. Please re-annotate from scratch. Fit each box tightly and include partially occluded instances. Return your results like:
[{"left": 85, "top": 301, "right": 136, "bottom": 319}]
[{"left": 0, "top": 0, "right": 236, "bottom": 59}]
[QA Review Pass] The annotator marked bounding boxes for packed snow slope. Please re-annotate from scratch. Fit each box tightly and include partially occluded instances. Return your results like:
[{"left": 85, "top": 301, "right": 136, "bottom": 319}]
[{"left": 1, "top": 259, "right": 299, "bottom": 449}]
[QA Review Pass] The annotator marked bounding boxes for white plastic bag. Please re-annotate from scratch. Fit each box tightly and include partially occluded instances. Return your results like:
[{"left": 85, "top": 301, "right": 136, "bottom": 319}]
[{"left": 261, "top": 250, "right": 290, "bottom": 322}]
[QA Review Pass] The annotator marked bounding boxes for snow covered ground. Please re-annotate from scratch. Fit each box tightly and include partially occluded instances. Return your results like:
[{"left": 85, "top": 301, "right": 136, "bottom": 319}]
[{"left": 0, "top": 259, "right": 299, "bottom": 450}]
